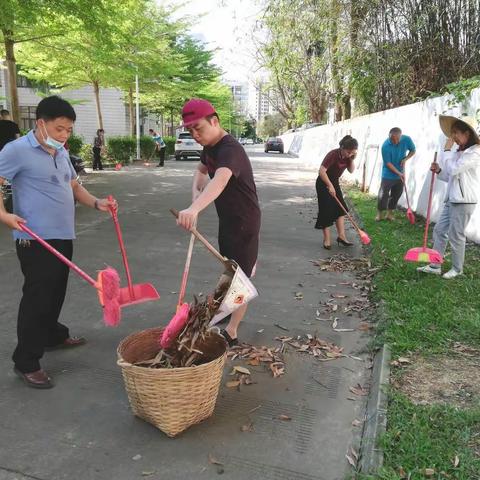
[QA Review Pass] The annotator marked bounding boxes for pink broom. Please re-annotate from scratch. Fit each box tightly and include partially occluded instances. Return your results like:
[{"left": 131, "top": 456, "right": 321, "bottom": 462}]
[
  {"left": 331, "top": 193, "right": 371, "bottom": 245},
  {"left": 19, "top": 224, "right": 122, "bottom": 326},
  {"left": 159, "top": 232, "right": 195, "bottom": 349},
  {"left": 404, "top": 154, "right": 443, "bottom": 264}
]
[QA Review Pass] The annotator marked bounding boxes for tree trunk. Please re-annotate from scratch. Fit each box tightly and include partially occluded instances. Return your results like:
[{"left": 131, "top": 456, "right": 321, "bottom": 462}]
[
  {"left": 128, "top": 86, "right": 135, "bottom": 136},
  {"left": 3, "top": 31, "right": 20, "bottom": 124},
  {"left": 92, "top": 80, "right": 104, "bottom": 130},
  {"left": 330, "top": 0, "right": 343, "bottom": 122}
]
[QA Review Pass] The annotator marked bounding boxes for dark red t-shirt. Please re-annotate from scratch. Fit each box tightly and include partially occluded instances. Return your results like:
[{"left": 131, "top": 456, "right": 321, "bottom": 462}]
[
  {"left": 200, "top": 134, "right": 260, "bottom": 232},
  {"left": 321, "top": 148, "right": 351, "bottom": 182}
]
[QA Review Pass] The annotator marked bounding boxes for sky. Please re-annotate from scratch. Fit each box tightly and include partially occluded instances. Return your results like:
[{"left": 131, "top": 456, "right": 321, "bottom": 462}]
[{"left": 162, "top": 0, "right": 265, "bottom": 84}]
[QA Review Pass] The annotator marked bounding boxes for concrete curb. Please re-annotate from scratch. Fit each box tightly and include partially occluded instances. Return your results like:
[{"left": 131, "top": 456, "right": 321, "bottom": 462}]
[{"left": 358, "top": 344, "right": 391, "bottom": 474}]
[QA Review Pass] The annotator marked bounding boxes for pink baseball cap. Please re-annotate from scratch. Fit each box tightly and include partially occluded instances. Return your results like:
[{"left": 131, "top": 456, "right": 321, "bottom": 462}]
[{"left": 182, "top": 98, "right": 216, "bottom": 126}]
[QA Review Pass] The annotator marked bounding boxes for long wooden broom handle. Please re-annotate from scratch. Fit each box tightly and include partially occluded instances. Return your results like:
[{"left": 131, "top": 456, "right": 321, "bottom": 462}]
[
  {"left": 330, "top": 194, "right": 363, "bottom": 235},
  {"left": 423, "top": 152, "right": 437, "bottom": 249},
  {"left": 19, "top": 224, "right": 97, "bottom": 288},
  {"left": 169, "top": 209, "right": 228, "bottom": 267},
  {"left": 107, "top": 195, "right": 134, "bottom": 297},
  {"left": 178, "top": 232, "right": 195, "bottom": 308}
]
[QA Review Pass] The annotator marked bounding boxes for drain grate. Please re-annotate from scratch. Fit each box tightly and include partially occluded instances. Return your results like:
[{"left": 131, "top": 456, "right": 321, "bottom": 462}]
[
  {"left": 304, "top": 365, "right": 341, "bottom": 399},
  {"left": 225, "top": 455, "right": 327, "bottom": 480},
  {"left": 215, "top": 391, "right": 318, "bottom": 454}
]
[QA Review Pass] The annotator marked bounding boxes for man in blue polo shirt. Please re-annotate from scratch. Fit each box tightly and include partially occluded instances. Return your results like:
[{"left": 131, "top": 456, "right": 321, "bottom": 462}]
[
  {"left": 0, "top": 96, "right": 116, "bottom": 389},
  {"left": 376, "top": 127, "right": 416, "bottom": 221}
]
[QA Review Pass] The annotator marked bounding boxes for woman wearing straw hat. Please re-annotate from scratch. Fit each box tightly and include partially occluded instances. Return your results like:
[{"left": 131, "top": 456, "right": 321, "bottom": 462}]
[{"left": 418, "top": 115, "right": 480, "bottom": 279}]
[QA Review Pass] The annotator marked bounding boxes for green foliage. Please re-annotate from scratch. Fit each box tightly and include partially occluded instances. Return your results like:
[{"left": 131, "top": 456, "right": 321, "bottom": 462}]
[
  {"left": 163, "top": 136, "right": 176, "bottom": 155},
  {"left": 258, "top": 113, "right": 287, "bottom": 139},
  {"left": 106, "top": 135, "right": 156, "bottom": 163},
  {"left": 78, "top": 143, "right": 93, "bottom": 166},
  {"left": 368, "top": 394, "right": 480, "bottom": 479},
  {"left": 68, "top": 133, "right": 83, "bottom": 156},
  {"left": 346, "top": 186, "right": 480, "bottom": 356},
  {"left": 106, "top": 137, "right": 136, "bottom": 164},
  {"left": 347, "top": 186, "right": 480, "bottom": 479}
]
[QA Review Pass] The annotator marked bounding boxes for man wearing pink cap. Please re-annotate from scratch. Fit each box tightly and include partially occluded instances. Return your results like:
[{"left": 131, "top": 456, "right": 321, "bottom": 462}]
[{"left": 177, "top": 98, "right": 261, "bottom": 346}]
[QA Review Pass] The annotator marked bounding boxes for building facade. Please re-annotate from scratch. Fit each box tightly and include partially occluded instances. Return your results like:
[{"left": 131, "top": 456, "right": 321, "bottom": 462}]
[{"left": 0, "top": 66, "right": 163, "bottom": 142}]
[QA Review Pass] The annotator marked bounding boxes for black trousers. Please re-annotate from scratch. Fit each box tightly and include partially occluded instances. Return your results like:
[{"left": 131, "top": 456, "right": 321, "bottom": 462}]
[
  {"left": 157, "top": 147, "right": 166, "bottom": 166},
  {"left": 377, "top": 178, "right": 403, "bottom": 211},
  {"left": 13, "top": 240, "right": 72, "bottom": 373},
  {"left": 92, "top": 147, "right": 103, "bottom": 170}
]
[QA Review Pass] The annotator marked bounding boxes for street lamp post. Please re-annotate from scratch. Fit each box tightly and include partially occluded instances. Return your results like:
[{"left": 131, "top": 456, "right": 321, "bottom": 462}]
[{"left": 135, "top": 69, "right": 141, "bottom": 161}]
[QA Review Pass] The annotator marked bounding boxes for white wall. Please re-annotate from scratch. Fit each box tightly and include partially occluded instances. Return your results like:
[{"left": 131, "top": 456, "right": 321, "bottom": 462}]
[{"left": 281, "top": 89, "right": 480, "bottom": 243}]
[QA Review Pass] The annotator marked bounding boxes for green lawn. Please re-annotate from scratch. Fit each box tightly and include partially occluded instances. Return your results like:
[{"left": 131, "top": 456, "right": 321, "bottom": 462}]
[{"left": 346, "top": 187, "right": 480, "bottom": 480}]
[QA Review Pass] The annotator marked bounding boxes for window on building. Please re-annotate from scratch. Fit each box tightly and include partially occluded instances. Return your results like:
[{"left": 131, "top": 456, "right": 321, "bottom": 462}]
[
  {"left": 19, "top": 106, "right": 37, "bottom": 131},
  {"left": 16, "top": 75, "right": 35, "bottom": 88}
]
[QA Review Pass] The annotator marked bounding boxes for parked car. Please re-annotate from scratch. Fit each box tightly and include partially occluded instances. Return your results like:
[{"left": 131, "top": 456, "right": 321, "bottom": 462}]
[
  {"left": 245, "top": 138, "right": 254, "bottom": 145},
  {"left": 264, "top": 137, "right": 284, "bottom": 154},
  {"left": 175, "top": 132, "right": 203, "bottom": 160}
]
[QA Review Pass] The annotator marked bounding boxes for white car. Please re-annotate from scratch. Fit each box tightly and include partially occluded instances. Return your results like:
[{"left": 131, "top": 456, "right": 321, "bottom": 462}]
[{"left": 175, "top": 132, "right": 203, "bottom": 160}]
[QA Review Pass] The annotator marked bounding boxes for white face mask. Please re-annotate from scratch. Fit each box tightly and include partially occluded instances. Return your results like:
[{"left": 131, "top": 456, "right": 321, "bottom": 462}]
[{"left": 40, "top": 121, "right": 65, "bottom": 150}]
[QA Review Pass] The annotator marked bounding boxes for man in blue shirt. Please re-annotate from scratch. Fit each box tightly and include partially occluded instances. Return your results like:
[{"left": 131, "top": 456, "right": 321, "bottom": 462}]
[
  {"left": 376, "top": 127, "right": 416, "bottom": 221},
  {"left": 0, "top": 96, "right": 116, "bottom": 389}
]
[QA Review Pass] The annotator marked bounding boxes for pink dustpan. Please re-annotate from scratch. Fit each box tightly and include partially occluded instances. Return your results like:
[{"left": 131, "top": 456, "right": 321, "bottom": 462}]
[{"left": 108, "top": 196, "right": 160, "bottom": 307}]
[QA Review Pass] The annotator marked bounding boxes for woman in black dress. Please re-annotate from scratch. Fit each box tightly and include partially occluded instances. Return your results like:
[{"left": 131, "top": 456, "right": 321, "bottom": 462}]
[{"left": 315, "top": 135, "right": 358, "bottom": 249}]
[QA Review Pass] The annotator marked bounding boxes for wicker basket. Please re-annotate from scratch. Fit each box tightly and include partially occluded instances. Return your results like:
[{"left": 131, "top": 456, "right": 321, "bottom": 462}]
[{"left": 117, "top": 327, "right": 226, "bottom": 437}]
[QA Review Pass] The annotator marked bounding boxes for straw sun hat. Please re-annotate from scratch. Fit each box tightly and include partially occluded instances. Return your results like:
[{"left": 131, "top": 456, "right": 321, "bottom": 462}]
[{"left": 439, "top": 114, "right": 480, "bottom": 143}]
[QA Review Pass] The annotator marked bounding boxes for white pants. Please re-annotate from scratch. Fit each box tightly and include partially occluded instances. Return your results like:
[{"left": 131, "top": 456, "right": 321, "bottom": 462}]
[{"left": 432, "top": 202, "right": 475, "bottom": 272}]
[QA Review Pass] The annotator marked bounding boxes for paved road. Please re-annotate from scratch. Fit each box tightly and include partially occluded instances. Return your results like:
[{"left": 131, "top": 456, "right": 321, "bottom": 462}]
[{"left": 0, "top": 146, "right": 371, "bottom": 480}]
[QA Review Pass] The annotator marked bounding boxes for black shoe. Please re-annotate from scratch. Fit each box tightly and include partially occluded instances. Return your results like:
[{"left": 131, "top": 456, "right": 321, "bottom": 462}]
[
  {"left": 337, "top": 237, "right": 353, "bottom": 247},
  {"left": 220, "top": 329, "right": 239, "bottom": 347},
  {"left": 323, "top": 243, "right": 331, "bottom": 250}
]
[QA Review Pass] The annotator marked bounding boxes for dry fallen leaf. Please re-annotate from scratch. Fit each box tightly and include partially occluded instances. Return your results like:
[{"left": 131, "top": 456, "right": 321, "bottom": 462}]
[
  {"left": 397, "top": 357, "right": 411, "bottom": 364},
  {"left": 334, "top": 328, "right": 355, "bottom": 332},
  {"left": 398, "top": 466, "right": 407, "bottom": 478},
  {"left": 226, "top": 380, "right": 240, "bottom": 388},
  {"left": 349, "top": 384, "right": 369, "bottom": 396},
  {"left": 352, "top": 419, "right": 362, "bottom": 427},
  {"left": 332, "top": 318, "right": 338, "bottom": 329},
  {"left": 278, "top": 414, "right": 292, "bottom": 421},
  {"left": 247, "top": 358, "right": 260, "bottom": 366},
  {"left": 208, "top": 454, "right": 223, "bottom": 466},
  {"left": 257, "top": 329, "right": 264, "bottom": 333},
  {"left": 345, "top": 454, "right": 356, "bottom": 467},
  {"left": 424, "top": 468, "right": 435, "bottom": 476},
  {"left": 234, "top": 366, "right": 251, "bottom": 375},
  {"left": 141, "top": 472, "right": 156, "bottom": 477},
  {"left": 453, "top": 455, "right": 460, "bottom": 467},
  {"left": 241, "top": 422, "right": 254, "bottom": 432}
]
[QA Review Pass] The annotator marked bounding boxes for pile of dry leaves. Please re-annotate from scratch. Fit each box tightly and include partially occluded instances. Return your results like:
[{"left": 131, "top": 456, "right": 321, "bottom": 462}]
[
  {"left": 135, "top": 282, "right": 230, "bottom": 369},
  {"left": 227, "top": 333, "right": 345, "bottom": 379},
  {"left": 311, "top": 254, "right": 370, "bottom": 272}
]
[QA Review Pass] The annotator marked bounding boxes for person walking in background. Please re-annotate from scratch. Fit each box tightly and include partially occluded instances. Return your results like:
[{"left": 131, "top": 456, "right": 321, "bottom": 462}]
[
  {"left": 149, "top": 128, "right": 166, "bottom": 167},
  {"left": 418, "top": 115, "right": 480, "bottom": 279},
  {"left": 315, "top": 135, "right": 358, "bottom": 249},
  {"left": 0, "top": 109, "right": 20, "bottom": 151},
  {"left": 92, "top": 128, "right": 104, "bottom": 171},
  {"left": 376, "top": 127, "right": 416, "bottom": 221}
]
